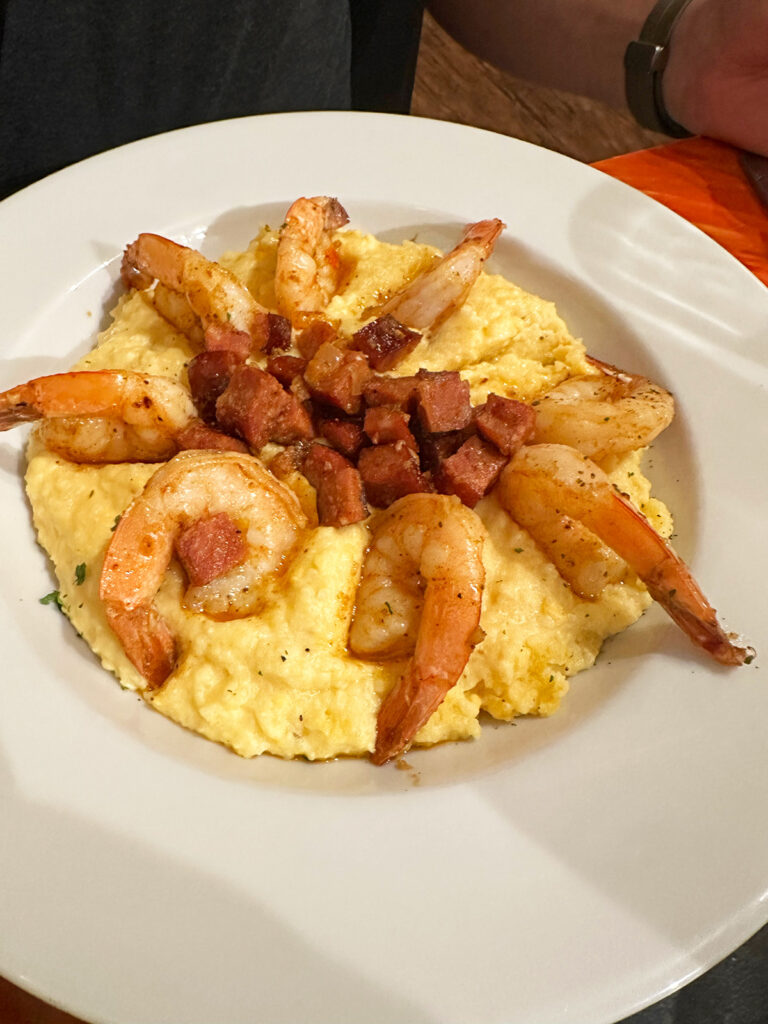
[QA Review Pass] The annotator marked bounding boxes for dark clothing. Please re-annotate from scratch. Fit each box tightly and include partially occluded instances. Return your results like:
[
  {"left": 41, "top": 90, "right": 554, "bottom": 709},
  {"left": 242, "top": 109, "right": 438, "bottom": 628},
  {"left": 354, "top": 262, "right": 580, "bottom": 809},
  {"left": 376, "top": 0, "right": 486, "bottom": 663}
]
[{"left": 0, "top": 0, "right": 422, "bottom": 198}]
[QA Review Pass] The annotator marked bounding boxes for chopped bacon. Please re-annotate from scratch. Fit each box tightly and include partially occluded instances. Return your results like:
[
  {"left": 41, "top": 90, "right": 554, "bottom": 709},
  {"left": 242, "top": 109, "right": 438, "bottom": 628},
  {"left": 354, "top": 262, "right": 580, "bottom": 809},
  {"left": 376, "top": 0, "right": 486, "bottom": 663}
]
[
  {"left": 187, "top": 349, "right": 244, "bottom": 424},
  {"left": 203, "top": 322, "right": 253, "bottom": 361},
  {"left": 415, "top": 369, "right": 472, "bottom": 433},
  {"left": 362, "top": 373, "right": 419, "bottom": 410},
  {"left": 318, "top": 416, "right": 367, "bottom": 459},
  {"left": 351, "top": 315, "right": 422, "bottom": 371},
  {"left": 358, "top": 442, "right": 430, "bottom": 508},
  {"left": 433, "top": 436, "right": 508, "bottom": 507},
  {"left": 303, "top": 342, "right": 373, "bottom": 415},
  {"left": 175, "top": 512, "right": 247, "bottom": 587},
  {"left": 363, "top": 406, "right": 417, "bottom": 450},
  {"left": 474, "top": 394, "right": 536, "bottom": 455},
  {"left": 216, "top": 365, "right": 313, "bottom": 450},
  {"left": 176, "top": 419, "right": 249, "bottom": 453},
  {"left": 267, "top": 354, "right": 307, "bottom": 387},
  {"left": 302, "top": 443, "right": 368, "bottom": 526},
  {"left": 263, "top": 313, "right": 293, "bottom": 354},
  {"left": 296, "top": 319, "right": 338, "bottom": 359}
]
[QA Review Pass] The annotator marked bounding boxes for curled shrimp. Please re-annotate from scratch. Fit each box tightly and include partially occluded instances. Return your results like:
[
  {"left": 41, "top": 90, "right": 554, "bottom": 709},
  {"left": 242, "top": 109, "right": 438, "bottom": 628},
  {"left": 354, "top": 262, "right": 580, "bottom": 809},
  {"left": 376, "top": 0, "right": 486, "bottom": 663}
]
[
  {"left": 0, "top": 370, "right": 197, "bottom": 462},
  {"left": 121, "top": 233, "right": 270, "bottom": 349},
  {"left": 99, "top": 450, "right": 308, "bottom": 688},
  {"left": 349, "top": 493, "right": 486, "bottom": 764},
  {"left": 532, "top": 358, "right": 675, "bottom": 460},
  {"left": 497, "top": 444, "right": 750, "bottom": 666},
  {"left": 379, "top": 218, "right": 505, "bottom": 331},
  {"left": 275, "top": 196, "right": 350, "bottom": 324}
]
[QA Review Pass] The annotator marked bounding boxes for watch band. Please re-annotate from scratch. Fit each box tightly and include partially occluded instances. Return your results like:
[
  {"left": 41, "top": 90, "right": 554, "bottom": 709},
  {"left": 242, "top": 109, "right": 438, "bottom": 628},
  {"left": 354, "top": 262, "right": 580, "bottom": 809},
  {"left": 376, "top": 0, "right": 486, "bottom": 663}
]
[{"left": 624, "top": 0, "right": 695, "bottom": 137}]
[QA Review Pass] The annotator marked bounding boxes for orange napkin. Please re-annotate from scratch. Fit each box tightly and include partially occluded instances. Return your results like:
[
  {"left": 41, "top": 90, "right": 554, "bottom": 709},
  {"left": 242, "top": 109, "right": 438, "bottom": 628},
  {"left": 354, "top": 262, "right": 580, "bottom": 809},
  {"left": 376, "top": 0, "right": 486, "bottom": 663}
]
[{"left": 593, "top": 136, "right": 768, "bottom": 288}]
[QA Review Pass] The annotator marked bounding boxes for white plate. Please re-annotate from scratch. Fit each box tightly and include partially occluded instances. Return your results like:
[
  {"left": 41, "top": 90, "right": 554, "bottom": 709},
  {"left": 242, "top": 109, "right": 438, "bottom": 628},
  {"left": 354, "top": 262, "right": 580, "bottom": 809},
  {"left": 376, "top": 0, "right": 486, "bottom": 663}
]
[{"left": 0, "top": 112, "right": 766, "bottom": 1024}]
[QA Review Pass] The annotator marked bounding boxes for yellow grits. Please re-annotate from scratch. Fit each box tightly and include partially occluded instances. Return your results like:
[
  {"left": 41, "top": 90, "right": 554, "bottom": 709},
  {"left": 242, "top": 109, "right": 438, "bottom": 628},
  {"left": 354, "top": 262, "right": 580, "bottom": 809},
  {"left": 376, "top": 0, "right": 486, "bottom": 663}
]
[{"left": 25, "top": 227, "right": 672, "bottom": 760}]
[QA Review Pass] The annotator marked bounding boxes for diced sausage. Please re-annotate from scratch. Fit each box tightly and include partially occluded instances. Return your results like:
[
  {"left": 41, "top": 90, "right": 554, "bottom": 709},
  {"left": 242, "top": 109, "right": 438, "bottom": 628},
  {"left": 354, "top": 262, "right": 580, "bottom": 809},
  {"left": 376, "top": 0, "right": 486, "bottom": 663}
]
[
  {"left": 318, "top": 416, "right": 367, "bottom": 459},
  {"left": 363, "top": 406, "right": 417, "bottom": 450},
  {"left": 267, "top": 354, "right": 308, "bottom": 387},
  {"left": 303, "top": 342, "right": 373, "bottom": 415},
  {"left": 296, "top": 319, "right": 338, "bottom": 359},
  {"left": 203, "top": 322, "right": 253, "bottom": 361},
  {"left": 415, "top": 369, "right": 471, "bottom": 433},
  {"left": 269, "top": 441, "right": 312, "bottom": 478},
  {"left": 358, "top": 442, "right": 430, "bottom": 508},
  {"left": 475, "top": 394, "right": 536, "bottom": 455},
  {"left": 176, "top": 419, "right": 249, "bottom": 453},
  {"left": 418, "top": 425, "right": 473, "bottom": 474},
  {"left": 187, "top": 349, "right": 244, "bottom": 424},
  {"left": 175, "top": 512, "right": 247, "bottom": 586},
  {"left": 272, "top": 394, "right": 315, "bottom": 446},
  {"left": 263, "top": 313, "right": 293, "bottom": 354},
  {"left": 302, "top": 443, "right": 368, "bottom": 526},
  {"left": 216, "top": 365, "right": 313, "bottom": 450},
  {"left": 433, "top": 436, "right": 508, "bottom": 507},
  {"left": 351, "top": 315, "right": 422, "bottom": 371},
  {"left": 362, "top": 373, "right": 419, "bottom": 410}
]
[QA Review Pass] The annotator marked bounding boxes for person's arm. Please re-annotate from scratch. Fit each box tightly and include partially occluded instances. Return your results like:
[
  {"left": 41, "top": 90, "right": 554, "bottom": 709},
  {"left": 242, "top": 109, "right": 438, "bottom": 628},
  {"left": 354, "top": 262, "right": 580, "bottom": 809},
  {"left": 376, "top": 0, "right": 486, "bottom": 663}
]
[
  {"left": 427, "top": 0, "right": 653, "bottom": 110},
  {"left": 663, "top": 0, "right": 768, "bottom": 155},
  {"left": 429, "top": 0, "right": 768, "bottom": 156}
]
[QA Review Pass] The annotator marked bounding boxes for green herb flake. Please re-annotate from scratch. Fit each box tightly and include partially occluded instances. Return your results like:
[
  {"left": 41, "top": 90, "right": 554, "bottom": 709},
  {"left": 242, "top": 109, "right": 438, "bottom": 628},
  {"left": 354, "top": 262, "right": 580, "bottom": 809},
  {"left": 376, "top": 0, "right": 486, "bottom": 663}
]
[
  {"left": 384, "top": 601, "right": 393, "bottom": 614},
  {"left": 40, "top": 590, "right": 63, "bottom": 609},
  {"left": 74, "top": 563, "right": 87, "bottom": 586},
  {"left": 514, "top": 547, "right": 523, "bottom": 553},
  {"left": 111, "top": 514, "right": 121, "bottom": 531}
]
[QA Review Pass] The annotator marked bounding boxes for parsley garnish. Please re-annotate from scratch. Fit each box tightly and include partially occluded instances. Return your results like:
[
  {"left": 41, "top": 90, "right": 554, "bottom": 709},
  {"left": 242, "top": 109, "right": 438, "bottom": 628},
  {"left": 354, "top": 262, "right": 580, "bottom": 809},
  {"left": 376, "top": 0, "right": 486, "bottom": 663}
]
[
  {"left": 40, "top": 590, "right": 63, "bottom": 610},
  {"left": 74, "top": 563, "right": 86, "bottom": 586}
]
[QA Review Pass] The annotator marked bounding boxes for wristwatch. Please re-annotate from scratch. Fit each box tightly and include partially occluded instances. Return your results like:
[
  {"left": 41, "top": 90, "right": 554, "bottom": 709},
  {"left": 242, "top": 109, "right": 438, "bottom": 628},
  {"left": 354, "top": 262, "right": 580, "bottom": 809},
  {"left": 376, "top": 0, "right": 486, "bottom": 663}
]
[{"left": 624, "top": 0, "right": 694, "bottom": 137}]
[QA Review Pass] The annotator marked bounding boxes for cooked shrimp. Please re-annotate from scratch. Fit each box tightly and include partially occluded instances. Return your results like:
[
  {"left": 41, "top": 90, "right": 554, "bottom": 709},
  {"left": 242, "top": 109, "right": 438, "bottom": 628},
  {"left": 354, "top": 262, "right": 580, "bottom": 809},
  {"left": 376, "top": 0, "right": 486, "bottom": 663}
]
[
  {"left": 0, "top": 370, "right": 197, "bottom": 462},
  {"left": 100, "top": 450, "right": 307, "bottom": 688},
  {"left": 497, "top": 444, "right": 751, "bottom": 665},
  {"left": 379, "top": 218, "right": 505, "bottom": 331},
  {"left": 275, "top": 196, "right": 350, "bottom": 324},
  {"left": 121, "top": 233, "right": 270, "bottom": 349},
  {"left": 532, "top": 358, "right": 675, "bottom": 460},
  {"left": 349, "top": 493, "right": 486, "bottom": 764}
]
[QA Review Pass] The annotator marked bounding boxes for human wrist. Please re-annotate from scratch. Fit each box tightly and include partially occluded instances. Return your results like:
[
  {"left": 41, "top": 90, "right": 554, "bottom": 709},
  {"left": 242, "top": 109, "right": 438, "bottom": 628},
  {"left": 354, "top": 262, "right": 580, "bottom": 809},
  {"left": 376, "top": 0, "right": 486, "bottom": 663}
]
[{"left": 660, "top": 0, "right": 706, "bottom": 134}]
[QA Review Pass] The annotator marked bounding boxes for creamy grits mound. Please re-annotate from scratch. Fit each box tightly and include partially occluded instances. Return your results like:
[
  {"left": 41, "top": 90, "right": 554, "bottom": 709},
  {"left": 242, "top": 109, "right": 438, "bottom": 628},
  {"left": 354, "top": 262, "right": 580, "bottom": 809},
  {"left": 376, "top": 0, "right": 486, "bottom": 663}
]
[{"left": 25, "top": 225, "right": 672, "bottom": 761}]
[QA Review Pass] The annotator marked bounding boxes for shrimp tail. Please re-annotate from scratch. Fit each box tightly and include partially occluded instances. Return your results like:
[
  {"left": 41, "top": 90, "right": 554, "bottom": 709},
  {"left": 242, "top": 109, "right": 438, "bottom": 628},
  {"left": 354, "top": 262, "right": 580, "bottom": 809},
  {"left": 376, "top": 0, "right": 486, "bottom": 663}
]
[
  {"left": 105, "top": 604, "right": 177, "bottom": 689},
  {"left": 593, "top": 491, "right": 751, "bottom": 666},
  {"left": 373, "top": 669, "right": 450, "bottom": 765},
  {"left": 643, "top": 563, "right": 752, "bottom": 666},
  {"left": 0, "top": 384, "right": 39, "bottom": 429}
]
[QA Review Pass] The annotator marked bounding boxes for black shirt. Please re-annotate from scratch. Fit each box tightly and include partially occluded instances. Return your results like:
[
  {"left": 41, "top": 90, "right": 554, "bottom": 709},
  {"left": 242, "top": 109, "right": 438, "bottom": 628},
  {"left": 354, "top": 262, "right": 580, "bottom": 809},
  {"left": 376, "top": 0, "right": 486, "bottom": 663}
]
[{"left": 0, "top": 0, "right": 423, "bottom": 198}]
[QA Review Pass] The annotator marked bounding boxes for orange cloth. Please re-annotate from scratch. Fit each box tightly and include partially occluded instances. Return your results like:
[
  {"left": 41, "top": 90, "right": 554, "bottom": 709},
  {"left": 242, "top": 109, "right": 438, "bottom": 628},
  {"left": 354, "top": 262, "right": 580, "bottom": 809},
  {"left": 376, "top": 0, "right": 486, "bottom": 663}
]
[{"left": 593, "top": 136, "right": 768, "bottom": 288}]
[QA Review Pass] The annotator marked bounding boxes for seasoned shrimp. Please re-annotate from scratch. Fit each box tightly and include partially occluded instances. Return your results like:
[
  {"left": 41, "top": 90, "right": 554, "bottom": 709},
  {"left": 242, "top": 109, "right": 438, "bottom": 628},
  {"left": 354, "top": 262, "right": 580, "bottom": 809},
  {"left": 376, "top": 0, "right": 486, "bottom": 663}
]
[
  {"left": 349, "top": 493, "right": 486, "bottom": 764},
  {"left": 121, "top": 233, "right": 270, "bottom": 349},
  {"left": 497, "top": 444, "right": 750, "bottom": 665},
  {"left": 532, "top": 358, "right": 675, "bottom": 460},
  {"left": 379, "top": 218, "right": 505, "bottom": 331},
  {"left": 0, "top": 370, "right": 197, "bottom": 462},
  {"left": 100, "top": 450, "right": 308, "bottom": 688},
  {"left": 275, "top": 196, "right": 350, "bottom": 324}
]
